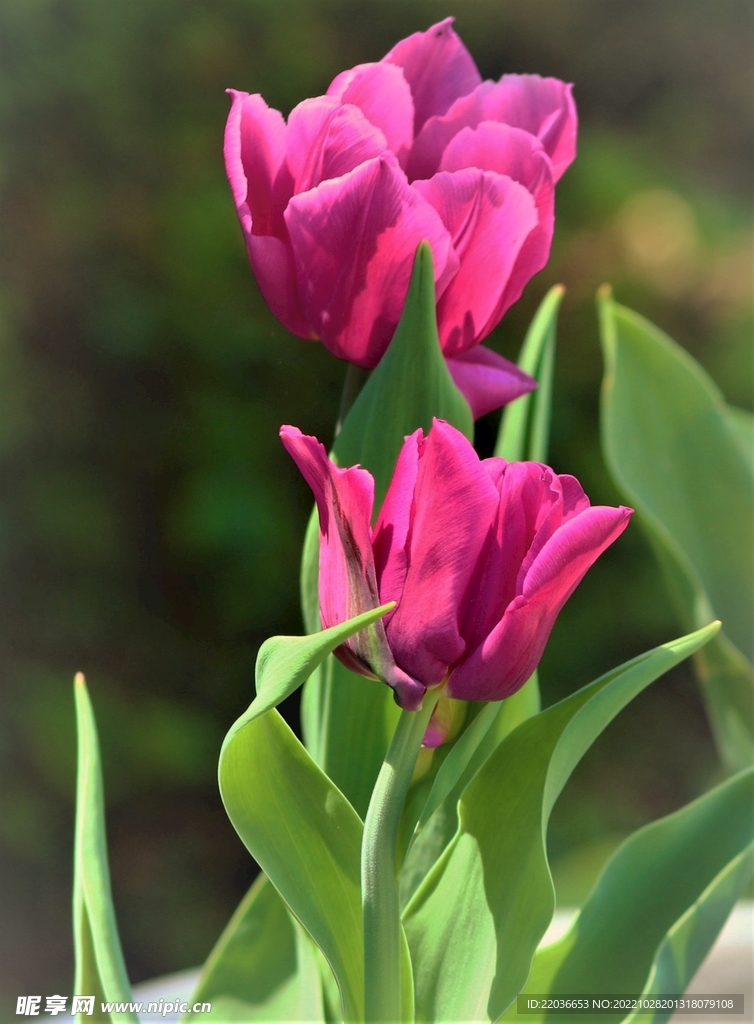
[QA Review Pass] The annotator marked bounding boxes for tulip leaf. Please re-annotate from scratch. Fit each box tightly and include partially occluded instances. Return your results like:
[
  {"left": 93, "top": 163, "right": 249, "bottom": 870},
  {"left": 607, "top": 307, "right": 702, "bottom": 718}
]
[
  {"left": 495, "top": 284, "right": 563, "bottom": 464},
  {"left": 300, "top": 241, "right": 474, "bottom": 816},
  {"left": 248, "top": 602, "right": 394, "bottom": 723},
  {"left": 599, "top": 288, "right": 754, "bottom": 771},
  {"left": 623, "top": 844, "right": 753, "bottom": 1024},
  {"left": 73, "top": 675, "right": 137, "bottom": 1024},
  {"left": 402, "top": 622, "right": 719, "bottom": 1024},
  {"left": 218, "top": 705, "right": 363, "bottom": 1023},
  {"left": 515, "top": 768, "right": 753, "bottom": 1023},
  {"left": 726, "top": 405, "right": 754, "bottom": 461},
  {"left": 190, "top": 874, "right": 304, "bottom": 1021}
]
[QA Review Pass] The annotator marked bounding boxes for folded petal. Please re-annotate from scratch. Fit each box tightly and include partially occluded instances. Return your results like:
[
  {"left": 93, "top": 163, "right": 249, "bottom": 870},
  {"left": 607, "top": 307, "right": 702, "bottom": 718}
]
[
  {"left": 327, "top": 62, "right": 414, "bottom": 165},
  {"left": 373, "top": 428, "right": 423, "bottom": 610},
  {"left": 224, "top": 90, "right": 288, "bottom": 238},
  {"left": 386, "top": 420, "right": 499, "bottom": 686},
  {"left": 286, "top": 96, "right": 388, "bottom": 194},
  {"left": 491, "top": 74, "right": 577, "bottom": 182},
  {"left": 279, "top": 425, "right": 377, "bottom": 626},
  {"left": 408, "top": 74, "right": 576, "bottom": 183},
  {"left": 445, "top": 346, "right": 536, "bottom": 420},
  {"left": 414, "top": 168, "right": 538, "bottom": 355},
  {"left": 279, "top": 426, "right": 426, "bottom": 710},
  {"left": 440, "top": 122, "right": 555, "bottom": 317},
  {"left": 382, "top": 17, "right": 482, "bottom": 135},
  {"left": 447, "top": 505, "right": 632, "bottom": 701},
  {"left": 285, "top": 156, "right": 453, "bottom": 367}
]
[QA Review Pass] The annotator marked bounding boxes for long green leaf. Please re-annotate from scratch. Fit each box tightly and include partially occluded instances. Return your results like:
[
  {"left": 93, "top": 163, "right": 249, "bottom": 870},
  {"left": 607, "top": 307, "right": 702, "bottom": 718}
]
[
  {"left": 495, "top": 284, "right": 563, "bottom": 463},
  {"left": 514, "top": 768, "right": 753, "bottom": 1023},
  {"left": 219, "top": 707, "right": 363, "bottom": 1023},
  {"left": 624, "top": 845, "right": 753, "bottom": 1024},
  {"left": 73, "top": 674, "right": 137, "bottom": 1024},
  {"left": 599, "top": 288, "right": 753, "bottom": 771},
  {"left": 299, "top": 241, "right": 473, "bottom": 817},
  {"left": 402, "top": 623, "right": 719, "bottom": 1023}
]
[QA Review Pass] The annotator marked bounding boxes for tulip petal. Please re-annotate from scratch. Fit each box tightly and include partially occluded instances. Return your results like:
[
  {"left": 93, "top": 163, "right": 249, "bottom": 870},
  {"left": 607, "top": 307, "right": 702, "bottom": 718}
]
[
  {"left": 280, "top": 426, "right": 426, "bottom": 710},
  {"left": 286, "top": 96, "right": 388, "bottom": 195},
  {"left": 445, "top": 347, "right": 536, "bottom": 420},
  {"left": 382, "top": 17, "right": 482, "bottom": 135},
  {"left": 386, "top": 420, "right": 499, "bottom": 686},
  {"left": 373, "top": 428, "right": 423, "bottom": 609},
  {"left": 327, "top": 62, "right": 414, "bottom": 165},
  {"left": 414, "top": 168, "right": 538, "bottom": 355},
  {"left": 448, "top": 505, "right": 632, "bottom": 701},
  {"left": 285, "top": 156, "right": 453, "bottom": 367},
  {"left": 409, "top": 74, "right": 576, "bottom": 183},
  {"left": 441, "top": 122, "right": 555, "bottom": 318},
  {"left": 224, "top": 90, "right": 288, "bottom": 237}
]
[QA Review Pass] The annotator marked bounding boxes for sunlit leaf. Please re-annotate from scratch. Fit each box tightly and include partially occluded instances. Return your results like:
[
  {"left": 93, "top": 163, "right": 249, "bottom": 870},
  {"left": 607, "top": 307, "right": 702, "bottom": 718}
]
[
  {"left": 402, "top": 624, "right": 719, "bottom": 1023},
  {"left": 515, "top": 768, "right": 753, "bottom": 1023},
  {"left": 219, "top": 707, "right": 363, "bottom": 1023},
  {"left": 599, "top": 288, "right": 753, "bottom": 771},
  {"left": 73, "top": 674, "right": 137, "bottom": 1024}
]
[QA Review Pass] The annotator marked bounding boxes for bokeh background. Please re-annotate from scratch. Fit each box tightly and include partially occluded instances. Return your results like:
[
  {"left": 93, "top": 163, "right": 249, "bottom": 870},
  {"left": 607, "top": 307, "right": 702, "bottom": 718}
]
[{"left": 0, "top": 0, "right": 751, "bottom": 1006}]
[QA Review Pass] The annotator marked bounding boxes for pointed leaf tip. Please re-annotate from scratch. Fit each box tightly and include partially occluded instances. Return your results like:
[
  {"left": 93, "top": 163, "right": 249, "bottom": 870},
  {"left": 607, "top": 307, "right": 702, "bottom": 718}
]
[{"left": 246, "top": 602, "right": 397, "bottom": 725}]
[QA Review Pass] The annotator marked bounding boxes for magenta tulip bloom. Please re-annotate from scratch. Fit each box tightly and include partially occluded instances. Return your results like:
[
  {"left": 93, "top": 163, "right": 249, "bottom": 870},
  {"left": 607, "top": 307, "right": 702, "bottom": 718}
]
[
  {"left": 226, "top": 19, "right": 577, "bottom": 419},
  {"left": 281, "top": 420, "right": 631, "bottom": 711}
]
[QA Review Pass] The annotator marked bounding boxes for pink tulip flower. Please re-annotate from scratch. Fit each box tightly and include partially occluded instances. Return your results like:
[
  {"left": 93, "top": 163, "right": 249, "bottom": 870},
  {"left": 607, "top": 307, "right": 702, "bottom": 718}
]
[
  {"left": 226, "top": 19, "right": 577, "bottom": 419},
  {"left": 281, "top": 420, "right": 631, "bottom": 711}
]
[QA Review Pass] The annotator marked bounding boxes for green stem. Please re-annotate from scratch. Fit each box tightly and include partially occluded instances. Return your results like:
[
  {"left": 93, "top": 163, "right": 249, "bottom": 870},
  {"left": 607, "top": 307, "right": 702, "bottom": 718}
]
[
  {"left": 335, "top": 362, "right": 370, "bottom": 436},
  {"left": 362, "top": 689, "right": 440, "bottom": 1022}
]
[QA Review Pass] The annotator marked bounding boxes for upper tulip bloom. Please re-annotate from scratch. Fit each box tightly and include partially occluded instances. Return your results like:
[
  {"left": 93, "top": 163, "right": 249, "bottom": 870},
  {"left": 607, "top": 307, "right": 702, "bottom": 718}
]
[
  {"left": 281, "top": 420, "right": 631, "bottom": 711},
  {"left": 225, "top": 19, "right": 577, "bottom": 419}
]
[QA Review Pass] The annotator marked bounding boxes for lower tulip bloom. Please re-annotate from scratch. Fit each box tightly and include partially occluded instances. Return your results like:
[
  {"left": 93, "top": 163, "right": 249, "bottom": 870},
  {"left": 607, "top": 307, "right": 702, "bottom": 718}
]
[
  {"left": 281, "top": 420, "right": 632, "bottom": 710},
  {"left": 226, "top": 19, "right": 578, "bottom": 419}
]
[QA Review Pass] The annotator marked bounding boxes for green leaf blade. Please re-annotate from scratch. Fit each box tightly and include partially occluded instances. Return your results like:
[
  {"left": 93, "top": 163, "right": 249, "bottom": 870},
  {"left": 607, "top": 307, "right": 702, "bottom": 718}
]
[
  {"left": 515, "top": 770, "right": 753, "bottom": 1024},
  {"left": 496, "top": 284, "right": 563, "bottom": 464},
  {"left": 218, "top": 707, "right": 363, "bottom": 1023},
  {"left": 598, "top": 288, "right": 754, "bottom": 770},
  {"left": 402, "top": 624, "right": 719, "bottom": 1023},
  {"left": 73, "top": 674, "right": 137, "bottom": 1023}
]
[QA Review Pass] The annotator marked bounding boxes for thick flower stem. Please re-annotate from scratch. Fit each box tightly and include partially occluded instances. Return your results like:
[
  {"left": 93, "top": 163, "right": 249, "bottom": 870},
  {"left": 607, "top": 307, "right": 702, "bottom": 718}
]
[
  {"left": 362, "top": 689, "right": 440, "bottom": 1023},
  {"left": 335, "top": 362, "right": 370, "bottom": 435}
]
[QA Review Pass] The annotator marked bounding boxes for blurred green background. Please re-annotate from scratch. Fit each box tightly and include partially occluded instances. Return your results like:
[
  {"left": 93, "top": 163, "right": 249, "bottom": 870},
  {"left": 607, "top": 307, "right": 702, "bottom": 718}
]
[{"left": 0, "top": 0, "right": 751, "bottom": 1004}]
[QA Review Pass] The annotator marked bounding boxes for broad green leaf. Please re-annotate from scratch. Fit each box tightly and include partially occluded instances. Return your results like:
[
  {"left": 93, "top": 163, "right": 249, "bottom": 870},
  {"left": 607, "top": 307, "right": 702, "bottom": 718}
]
[
  {"left": 515, "top": 768, "right": 753, "bottom": 1023},
  {"left": 300, "top": 241, "right": 473, "bottom": 816},
  {"left": 249, "top": 602, "right": 394, "bottom": 722},
  {"left": 189, "top": 874, "right": 301, "bottom": 1021},
  {"left": 599, "top": 288, "right": 754, "bottom": 771},
  {"left": 495, "top": 284, "right": 563, "bottom": 463},
  {"left": 73, "top": 674, "right": 137, "bottom": 1024},
  {"left": 625, "top": 846, "right": 753, "bottom": 1024},
  {"left": 402, "top": 623, "right": 719, "bottom": 1023},
  {"left": 219, "top": 706, "right": 363, "bottom": 1023}
]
